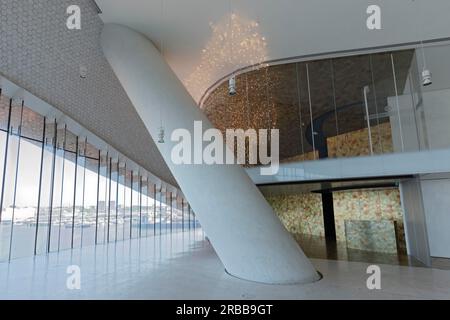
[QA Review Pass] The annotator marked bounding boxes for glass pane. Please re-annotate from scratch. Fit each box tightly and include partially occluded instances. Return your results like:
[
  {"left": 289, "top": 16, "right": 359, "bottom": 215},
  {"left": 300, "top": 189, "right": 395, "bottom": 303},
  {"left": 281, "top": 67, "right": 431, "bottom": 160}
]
[
  {"left": 0, "top": 97, "right": 9, "bottom": 261},
  {"left": 167, "top": 192, "right": 173, "bottom": 233},
  {"left": 131, "top": 173, "right": 140, "bottom": 238},
  {"left": 0, "top": 127, "right": 20, "bottom": 261},
  {"left": 307, "top": 59, "right": 338, "bottom": 159},
  {"left": 0, "top": 95, "right": 10, "bottom": 130},
  {"left": 20, "top": 106, "right": 44, "bottom": 141},
  {"left": 10, "top": 101, "right": 23, "bottom": 135},
  {"left": 35, "top": 121, "right": 56, "bottom": 255},
  {"left": 84, "top": 142, "right": 100, "bottom": 159},
  {"left": 162, "top": 191, "right": 169, "bottom": 234},
  {"left": 49, "top": 140, "right": 65, "bottom": 252},
  {"left": 10, "top": 138, "right": 42, "bottom": 259},
  {"left": 140, "top": 180, "right": 149, "bottom": 237},
  {"left": 416, "top": 44, "right": 450, "bottom": 151},
  {"left": 188, "top": 205, "right": 194, "bottom": 230},
  {"left": 391, "top": 50, "right": 420, "bottom": 152},
  {"left": 157, "top": 188, "right": 163, "bottom": 234},
  {"left": 59, "top": 151, "right": 76, "bottom": 251},
  {"left": 72, "top": 148, "right": 85, "bottom": 249},
  {"left": 96, "top": 154, "right": 109, "bottom": 244},
  {"left": 108, "top": 161, "right": 118, "bottom": 242},
  {"left": 118, "top": 165, "right": 131, "bottom": 239},
  {"left": 80, "top": 156, "right": 98, "bottom": 247},
  {"left": 370, "top": 52, "right": 399, "bottom": 155},
  {"left": 269, "top": 64, "right": 304, "bottom": 161},
  {"left": 64, "top": 130, "right": 77, "bottom": 153},
  {"left": 150, "top": 184, "right": 157, "bottom": 236},
  {"left": 182, "top": 199, "right": 188, "bottom": 232},
  {"left": 296, "top": 63, "right": 316, "bottom": 161},
  {"left": 173, "top": 194, "right": 183, "bottom": 232},
  {"left": 332, "top": 55, "right": 373, "bottom": 158}
]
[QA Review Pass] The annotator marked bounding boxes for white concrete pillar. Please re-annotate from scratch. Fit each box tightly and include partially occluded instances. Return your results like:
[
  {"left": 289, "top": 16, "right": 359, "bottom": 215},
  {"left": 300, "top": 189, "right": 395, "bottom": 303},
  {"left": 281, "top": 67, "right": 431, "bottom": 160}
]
[{"left": 101, "top": 24, "right": 319, "bottom": 284}]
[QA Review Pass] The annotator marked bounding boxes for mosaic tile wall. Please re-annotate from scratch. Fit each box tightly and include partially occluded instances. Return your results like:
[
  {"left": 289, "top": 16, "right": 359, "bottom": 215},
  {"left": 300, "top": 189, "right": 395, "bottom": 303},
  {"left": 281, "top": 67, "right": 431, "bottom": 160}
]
[
  {"left": 266, "top": 188, "right": 406, "bottom": 252},
  {"left": 344, "top": 220, "right": 398, "bottom": 253},
  {"left": 333, "top": 189, "right": 406, "bottom": 251},
  {"left": 266, "top": 193, "right": 325, "bottom": 237},
  {"left": 327, "top": 122, "right": 394, "bottom": 158}
]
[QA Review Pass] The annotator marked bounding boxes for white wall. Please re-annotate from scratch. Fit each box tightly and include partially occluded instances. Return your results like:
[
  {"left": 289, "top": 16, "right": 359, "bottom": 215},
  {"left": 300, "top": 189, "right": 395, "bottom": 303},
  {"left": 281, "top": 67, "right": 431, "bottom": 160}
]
[
  {"left": 399, "top": 178, "right": 431, "bottom": 266},
  {"left": 421, "top": 89, "right": 450, "bottom": 150},
  {"left": 247, "top": 148, "right": 450, "bottom": 185},
  {"left": 421, "top": 176, "right": 450, "bottom": 259}
]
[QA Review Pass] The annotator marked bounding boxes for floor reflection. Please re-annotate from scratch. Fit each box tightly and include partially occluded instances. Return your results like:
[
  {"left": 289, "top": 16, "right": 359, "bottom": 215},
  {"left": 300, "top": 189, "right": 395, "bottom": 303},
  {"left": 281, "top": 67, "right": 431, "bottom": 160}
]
[
  {"left": 293, "top": 233, "right": 424, "bottom": 267},
  {"left": 0, "top": 228, "right": 205, "bottom": 299},
  {"left": 1, "top": 228, "right": 449, "bottom": 299}
]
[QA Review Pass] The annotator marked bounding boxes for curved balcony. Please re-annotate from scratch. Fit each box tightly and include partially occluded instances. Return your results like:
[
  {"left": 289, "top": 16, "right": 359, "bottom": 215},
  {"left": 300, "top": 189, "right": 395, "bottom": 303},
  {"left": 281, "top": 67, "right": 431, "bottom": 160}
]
[{"left": 201, "top": 46, "right": 450, "bottom": 184}]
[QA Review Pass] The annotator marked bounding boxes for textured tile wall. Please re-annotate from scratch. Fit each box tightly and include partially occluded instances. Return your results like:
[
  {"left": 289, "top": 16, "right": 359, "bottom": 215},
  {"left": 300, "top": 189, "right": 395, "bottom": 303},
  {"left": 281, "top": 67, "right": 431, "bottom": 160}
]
[
  {"left": 0, "top": 0, "right": 176, "bottom": 186},
  {"left": 333, "top": 188, "right": 406, "bottom": 251},
  {"left": 266, "top": 193, "right": 325, "bottom": 237},
  {"left": 266, "top": 188, "right": 406, "bottom": 252}
]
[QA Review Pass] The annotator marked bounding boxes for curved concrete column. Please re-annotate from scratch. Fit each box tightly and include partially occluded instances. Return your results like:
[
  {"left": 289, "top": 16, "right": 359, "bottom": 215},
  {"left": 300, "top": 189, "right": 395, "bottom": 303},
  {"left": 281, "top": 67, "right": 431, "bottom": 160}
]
[{"left": 101, "top": 24, "right": 319, "bottom": 284}]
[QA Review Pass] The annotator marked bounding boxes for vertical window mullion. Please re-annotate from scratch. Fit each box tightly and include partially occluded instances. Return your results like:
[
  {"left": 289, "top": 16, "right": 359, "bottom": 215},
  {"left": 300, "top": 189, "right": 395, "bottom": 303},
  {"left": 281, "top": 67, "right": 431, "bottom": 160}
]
[
  {"left": 107, "top": 157, "right": 112, "bottom": 243},
  {"left": 0, "top": 99, "right": 13, "bottom": 223},
  {"left": 94, "top": 150, "right": 101, "bottom": 245},
  {"left": 153, "top": 186, "right": 156, "bottom": 236},
  {"left": 130, "top": 171, "right": 133, "bottom": 239},
  {"left": 46, "top": 120, "right": 58, "bottom": 253},
  {"left": 70, "top": 136, "right": 79, "bottom": 249},
  {"left": 8, "top": 101, "right": 24, "bottom": 261},
  {"left": 114, "top": 162, "right": 119, "bottom": 242},
  {"left": 181, "top": 198, "right": 184, "bottom": 232},
  {"left": 80, "top": 139, "right": 87, "bottom": 248},
  {"left": 34, "top": 117, "right": 47, "bottom": 255},
  {"left": 139, "top": 176, "right": 142, "bottom": 238},
  {"left": 170, "top": 192, "right": 173, "bottom": 233}
]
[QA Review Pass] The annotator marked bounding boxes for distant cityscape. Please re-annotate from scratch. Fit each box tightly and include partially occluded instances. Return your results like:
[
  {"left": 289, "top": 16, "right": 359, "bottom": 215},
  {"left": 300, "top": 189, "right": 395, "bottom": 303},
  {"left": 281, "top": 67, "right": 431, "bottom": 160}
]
[{"left": 1, "top": 201, "right": 196, "bottom": 227}]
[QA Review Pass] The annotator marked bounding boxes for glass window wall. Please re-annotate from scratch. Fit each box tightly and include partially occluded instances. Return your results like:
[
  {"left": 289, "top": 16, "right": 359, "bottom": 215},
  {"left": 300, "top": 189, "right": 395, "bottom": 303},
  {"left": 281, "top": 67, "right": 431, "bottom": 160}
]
[{"left": 0, "top": 91, "right": 193, "bottom": 262}]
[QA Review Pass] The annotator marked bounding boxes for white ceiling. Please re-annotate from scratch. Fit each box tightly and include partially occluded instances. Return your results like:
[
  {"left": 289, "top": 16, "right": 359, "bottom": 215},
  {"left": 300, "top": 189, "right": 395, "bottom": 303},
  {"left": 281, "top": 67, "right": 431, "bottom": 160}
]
[{"left": 97, "top": 0, "right": 450, "bottom": 102}]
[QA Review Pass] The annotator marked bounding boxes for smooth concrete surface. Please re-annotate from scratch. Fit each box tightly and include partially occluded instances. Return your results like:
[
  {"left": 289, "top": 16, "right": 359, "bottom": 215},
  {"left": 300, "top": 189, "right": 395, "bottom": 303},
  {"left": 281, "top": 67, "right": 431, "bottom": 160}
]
[
  {"left": 248, "top": 148, "right": 450, "bottom": 185},
  {"left": 100, "top": 24, "right": 319, "bottom": 284},
  {"left": 1, "top": 230, "right": 450, "bottom": 300},
  {"left": 399, "top": 178, "right": 431, "bottom": 266},
  {"left": 421, "top": 177, "right": 450, "bottom": 259}
]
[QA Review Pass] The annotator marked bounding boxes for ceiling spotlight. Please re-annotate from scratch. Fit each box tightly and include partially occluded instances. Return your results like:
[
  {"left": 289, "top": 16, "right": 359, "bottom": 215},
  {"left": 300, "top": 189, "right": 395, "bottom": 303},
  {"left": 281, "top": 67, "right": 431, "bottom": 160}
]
[
  {"left": 422, "top": 69, "right": 432, "bottom": 86},
  {"left": 228, "top": 75, "right": 236, "bottom": 96}
]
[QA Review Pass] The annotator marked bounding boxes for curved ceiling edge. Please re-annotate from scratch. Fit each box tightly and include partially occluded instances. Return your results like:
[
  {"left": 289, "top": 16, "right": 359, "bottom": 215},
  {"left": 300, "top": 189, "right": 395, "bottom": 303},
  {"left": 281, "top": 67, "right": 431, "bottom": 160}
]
[{"left": 198, "top": 36, "right": 450, "bottom": 108}]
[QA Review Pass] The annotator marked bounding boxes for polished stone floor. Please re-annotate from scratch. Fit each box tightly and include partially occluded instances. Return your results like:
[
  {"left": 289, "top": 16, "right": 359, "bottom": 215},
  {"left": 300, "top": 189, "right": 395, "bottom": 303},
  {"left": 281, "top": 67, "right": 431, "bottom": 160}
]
[
  {"left": 1, "top": 230, "right": 449, "bottom": 300},
  {"left": 293, "top": 234, "right": 425, "bottom": 267}
]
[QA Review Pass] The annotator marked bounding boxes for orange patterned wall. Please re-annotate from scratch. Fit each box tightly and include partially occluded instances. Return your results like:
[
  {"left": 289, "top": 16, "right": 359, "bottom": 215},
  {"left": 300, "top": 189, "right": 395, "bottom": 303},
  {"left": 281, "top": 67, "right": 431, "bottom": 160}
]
[
  {"left": 327, "top": 122, "right": 394, "bottom": 158},
  {"left": 333, "top": 188, "right": 406, "bottom": 251},
  {"left": 265, "top": 188, "right": 406, "bottom": 251}
]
